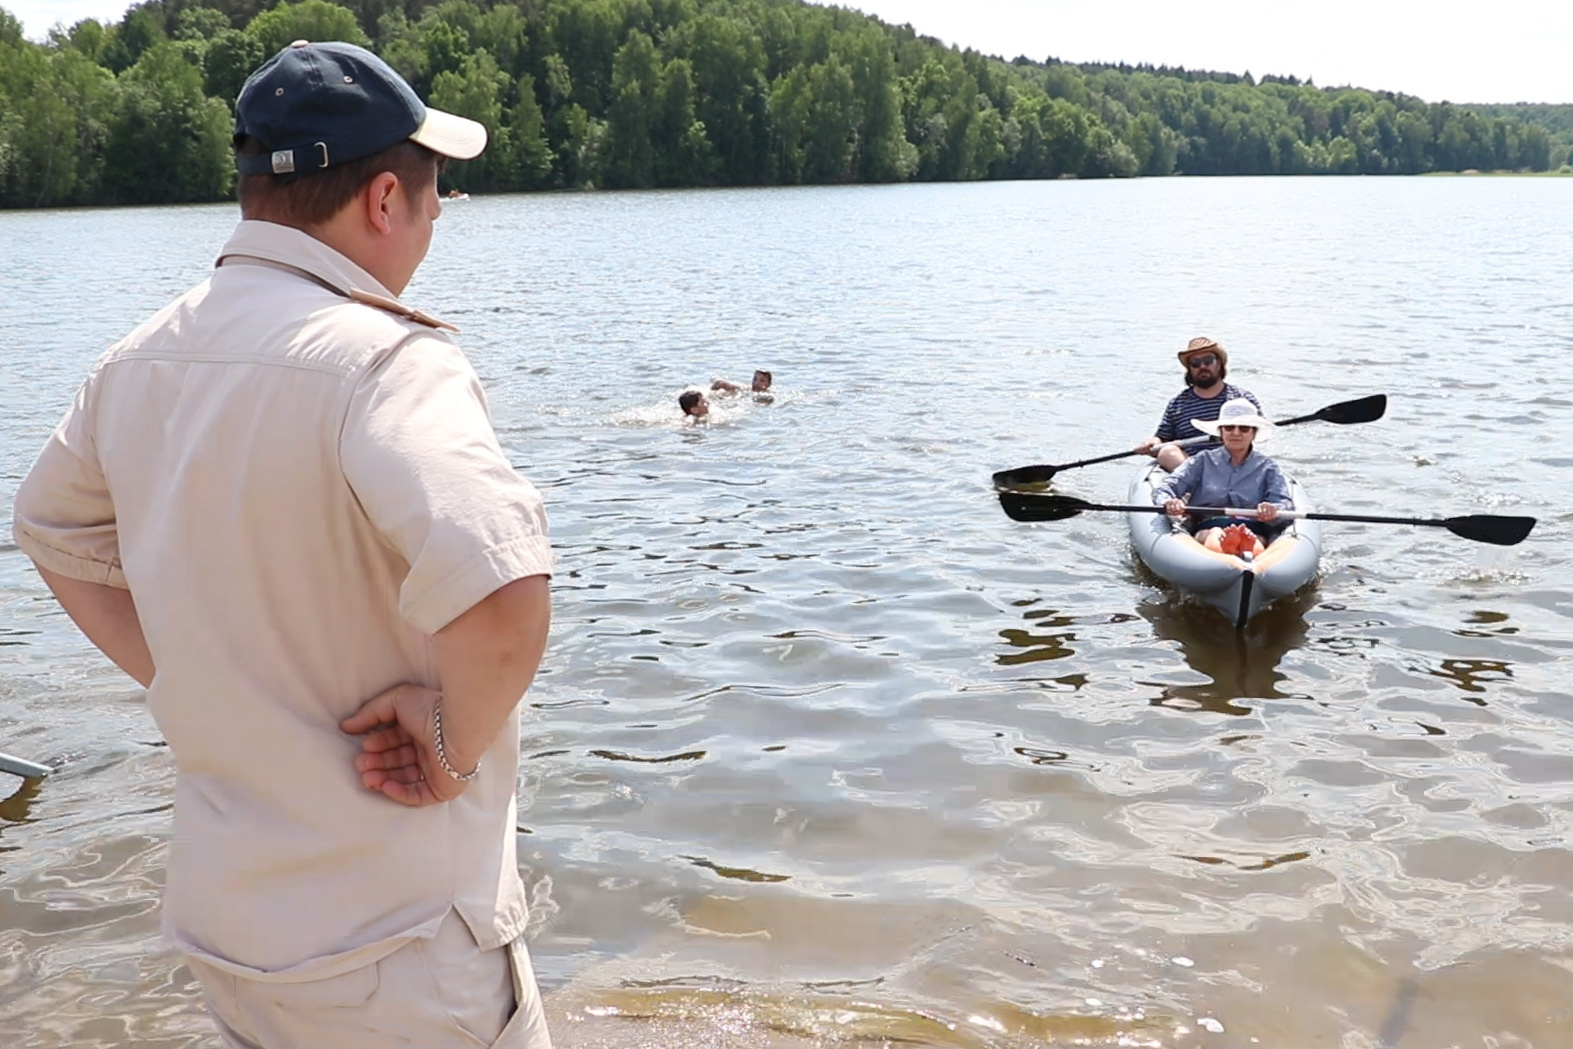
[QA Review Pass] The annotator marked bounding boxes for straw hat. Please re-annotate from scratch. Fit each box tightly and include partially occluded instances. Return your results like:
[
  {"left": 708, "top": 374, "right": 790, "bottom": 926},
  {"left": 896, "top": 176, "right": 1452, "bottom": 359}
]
[
  {"left": 1192, "top": 398, "right": 1273, "bottom": 439},
  {"left": 1177, "top": 336, "right": 1227, "bottom": 367}
]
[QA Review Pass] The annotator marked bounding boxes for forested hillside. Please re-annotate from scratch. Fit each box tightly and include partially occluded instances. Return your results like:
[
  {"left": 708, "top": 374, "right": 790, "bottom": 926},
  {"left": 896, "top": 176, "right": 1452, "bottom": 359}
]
[
  {"left": 0, "top": 0, "right": 1559, "bottom": 209},
  {"left": 1469, "top": 103, "right": 1573, "bottom": 168}
]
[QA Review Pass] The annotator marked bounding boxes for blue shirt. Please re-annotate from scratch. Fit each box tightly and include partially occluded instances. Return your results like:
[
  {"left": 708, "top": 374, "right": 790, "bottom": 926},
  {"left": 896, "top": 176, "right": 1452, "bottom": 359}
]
[
  {"left": 1152, "top": 445, "right": 1293, "bottom": 513},
  {"left": 1154, "top": 384, "right": 1261, "bottom": 444}
]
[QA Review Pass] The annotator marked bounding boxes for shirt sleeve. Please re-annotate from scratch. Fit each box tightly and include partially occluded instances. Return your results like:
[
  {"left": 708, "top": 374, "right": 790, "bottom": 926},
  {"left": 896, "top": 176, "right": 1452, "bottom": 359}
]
[
  {"left": 1152, "top": 455, "right": 1199, "bottom": 505},
  {"left": 1263, "top": 458, "right": 1293, "bottom": 510},
  {"left": 340, "top": 333, "right": 553, "bottom": 635},
  {"left": 12, "top": 370, "right": 126, "bottom": 588},
  {"left": 1154, "top": 395, "right": 1179, "bottom": 442}
]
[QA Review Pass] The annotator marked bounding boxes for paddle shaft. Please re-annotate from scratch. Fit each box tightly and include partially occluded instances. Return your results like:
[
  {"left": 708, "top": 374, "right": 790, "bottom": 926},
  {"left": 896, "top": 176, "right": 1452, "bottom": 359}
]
[
  {"left": 996, "top": 491, "right": 1537, "bottom": 545},
  {"left": 0, "top": 752, "right": 50, "bottom": 779},
  {"left": 1131, "top": 504, "right": 1404, "bottom": 523},
  {"left": 1041, "top": 434, "right": 1210, "bottom": 473},
  {"left": 992, "top": 394, "right": 1387, "bottom": 487},
  {"left": 1085, "top": 503, "right": 1491, "bottom": 528}
]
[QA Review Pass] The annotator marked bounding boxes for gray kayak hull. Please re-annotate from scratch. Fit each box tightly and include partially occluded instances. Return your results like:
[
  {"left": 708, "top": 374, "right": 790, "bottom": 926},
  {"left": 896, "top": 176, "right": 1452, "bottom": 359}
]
[{"left": 1126, "top": 462, "right": 1322, "bottom": 628}]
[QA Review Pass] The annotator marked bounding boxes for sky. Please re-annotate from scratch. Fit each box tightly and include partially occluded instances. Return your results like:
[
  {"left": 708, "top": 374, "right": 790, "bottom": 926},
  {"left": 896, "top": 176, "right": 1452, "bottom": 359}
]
[
  {"left": 7, "top": 0, "right": 1570, "bottom": 105},
  {"left": 818, "top": 0, "right": 1573, "bottom": 105}
]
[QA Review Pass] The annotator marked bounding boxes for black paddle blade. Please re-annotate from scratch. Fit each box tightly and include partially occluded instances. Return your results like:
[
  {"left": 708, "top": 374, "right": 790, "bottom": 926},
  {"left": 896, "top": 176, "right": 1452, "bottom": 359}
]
[
  {"left": 1446, "top": 515, "right": 1537, "bottom": 546},
  {"left": 991, "top": 464, "right": 1058, "bottom": 488},
  {"left": 1314, "top": 393, "right": 1387, "bottom": 425},
  {"left": 997, "top": 491, "right": 1089, "bottom": 522}
]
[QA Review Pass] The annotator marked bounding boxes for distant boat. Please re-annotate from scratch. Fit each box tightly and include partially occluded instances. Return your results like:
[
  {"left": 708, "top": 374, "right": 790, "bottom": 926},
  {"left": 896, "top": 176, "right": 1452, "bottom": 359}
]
[{"left": 445, "top": 190, "right": 470, "bottom": 201}]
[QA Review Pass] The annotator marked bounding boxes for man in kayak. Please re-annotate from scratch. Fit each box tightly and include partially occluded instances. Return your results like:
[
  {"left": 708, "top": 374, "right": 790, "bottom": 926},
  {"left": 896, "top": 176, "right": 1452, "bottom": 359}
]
[
  {"left": 1134, "top": 337, "right": 1261, "bottom": 471},
  {"left": 1154, "top": 398, "right": 1291, "bottom": 557}
]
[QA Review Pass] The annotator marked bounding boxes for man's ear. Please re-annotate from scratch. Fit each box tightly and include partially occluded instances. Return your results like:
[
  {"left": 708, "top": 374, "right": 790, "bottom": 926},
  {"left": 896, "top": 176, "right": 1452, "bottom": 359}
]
[{"left": 364, "top": 171, "right": 400, "bottom": 235}]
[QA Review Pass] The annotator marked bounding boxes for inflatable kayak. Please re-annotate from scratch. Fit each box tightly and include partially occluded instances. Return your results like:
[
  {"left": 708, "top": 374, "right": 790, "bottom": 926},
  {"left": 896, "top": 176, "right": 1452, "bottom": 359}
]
[{"left": 1126, "top": 461, "right": 1322, "bottom": 628}]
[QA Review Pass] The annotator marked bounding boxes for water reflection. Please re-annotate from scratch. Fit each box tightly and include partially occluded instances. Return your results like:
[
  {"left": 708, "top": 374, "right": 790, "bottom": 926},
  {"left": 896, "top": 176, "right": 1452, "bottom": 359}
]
[
  {"left": 7, "top": 182, "right": 1573, "bottom": 1049},
  {"left": 995, "top": 606, "right": 1078, "bottom": 665},
  {"left": 0, "top": 774, "right": 42, "bottom": 826},
  {"left": 995, "top": 607, "right": 1138, "bottom": 667},
  {"left": 1421, "top": 657, "right": 1514, "bottom": 702},
  {"left": 1138, "top": 589, "right": 1318, "bottom": 715}
]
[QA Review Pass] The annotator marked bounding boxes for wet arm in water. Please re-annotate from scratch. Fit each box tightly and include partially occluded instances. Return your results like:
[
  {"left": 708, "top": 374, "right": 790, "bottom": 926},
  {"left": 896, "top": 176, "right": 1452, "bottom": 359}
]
[{"left": 35, "top": 566, "right": 154, "bottom": 688}]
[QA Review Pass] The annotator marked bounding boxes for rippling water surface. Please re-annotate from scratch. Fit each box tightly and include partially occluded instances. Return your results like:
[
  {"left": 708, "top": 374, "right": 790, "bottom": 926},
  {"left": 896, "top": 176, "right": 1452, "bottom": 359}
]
[{"left": 2, "top": 176, "right": 1571, "bottom": 1048}]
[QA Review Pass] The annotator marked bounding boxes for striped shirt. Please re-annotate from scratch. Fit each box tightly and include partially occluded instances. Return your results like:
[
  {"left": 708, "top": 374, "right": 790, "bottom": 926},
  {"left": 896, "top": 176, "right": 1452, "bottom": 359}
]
[{"left": 1154, "top": 383, "right": 1261, "bottom": 444}]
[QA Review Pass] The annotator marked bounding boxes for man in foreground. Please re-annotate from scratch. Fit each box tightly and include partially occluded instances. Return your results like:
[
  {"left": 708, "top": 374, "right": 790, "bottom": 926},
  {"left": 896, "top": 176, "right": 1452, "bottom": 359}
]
[
  {"left": 1135, "top": 337, "right": 1262, "bottom": 470},
  {"left": 12, "top": 41, "right": 554, "bottom": 1048}
]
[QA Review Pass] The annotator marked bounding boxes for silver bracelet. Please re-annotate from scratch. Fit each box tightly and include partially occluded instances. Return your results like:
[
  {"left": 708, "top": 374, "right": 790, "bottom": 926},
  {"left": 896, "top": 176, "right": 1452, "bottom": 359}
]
[{"left": 432, "top": 695, "right": 481, "bottom": 782}]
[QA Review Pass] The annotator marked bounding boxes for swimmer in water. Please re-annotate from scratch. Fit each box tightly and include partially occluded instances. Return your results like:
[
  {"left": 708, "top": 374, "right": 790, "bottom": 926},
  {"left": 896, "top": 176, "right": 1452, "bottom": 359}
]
[
  {"left": 710, "top": 369, "right": 771, "bottom": 395},
  {"left": 678, "top": 390, "right": 709, "bottom": 418}
]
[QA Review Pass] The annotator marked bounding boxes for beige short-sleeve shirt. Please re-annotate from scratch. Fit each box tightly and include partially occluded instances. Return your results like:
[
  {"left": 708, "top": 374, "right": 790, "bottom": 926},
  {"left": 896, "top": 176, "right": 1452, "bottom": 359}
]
[{"left": 13, "top": 220, "right": 553, "bottom": 977}]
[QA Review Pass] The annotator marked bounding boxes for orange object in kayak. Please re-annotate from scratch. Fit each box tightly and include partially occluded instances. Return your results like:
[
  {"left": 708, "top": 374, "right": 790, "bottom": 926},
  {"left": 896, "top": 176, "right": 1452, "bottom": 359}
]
[{"left": 1217, "top": 524, "right": 1258, "bottom": 555}]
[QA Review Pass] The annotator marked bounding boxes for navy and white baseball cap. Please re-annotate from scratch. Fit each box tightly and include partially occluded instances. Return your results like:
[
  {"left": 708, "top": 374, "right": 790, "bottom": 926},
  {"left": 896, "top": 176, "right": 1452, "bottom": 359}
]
[{"left": 234, "top": 40, "right": 487, "bottom": 177}]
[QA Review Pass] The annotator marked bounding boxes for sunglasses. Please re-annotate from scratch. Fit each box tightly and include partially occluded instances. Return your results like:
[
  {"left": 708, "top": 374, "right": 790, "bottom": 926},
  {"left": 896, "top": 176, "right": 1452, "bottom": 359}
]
[
  {"left": 1186, "top": 354, "right": 1219, "bottom": 367},
  {"left": 1218, "top": 424, "right": 1256, "bottom": 433}
]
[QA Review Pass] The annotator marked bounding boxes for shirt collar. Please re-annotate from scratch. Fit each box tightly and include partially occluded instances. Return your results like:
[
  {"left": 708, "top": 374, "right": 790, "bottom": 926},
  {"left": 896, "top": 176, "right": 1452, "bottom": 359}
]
[{"left": 215, "top": 220, "right": 396, "bottom": 302}]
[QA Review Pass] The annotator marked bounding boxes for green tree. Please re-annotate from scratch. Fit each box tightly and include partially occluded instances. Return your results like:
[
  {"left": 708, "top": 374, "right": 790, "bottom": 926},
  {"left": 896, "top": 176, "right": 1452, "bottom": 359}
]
[
  {"left": 500, "top": 73, "right": 553, "bottom": 188},
  {"left": 247, "top": 0, "right": 367, "bottom": 58},
  {"left": 673, "top": 13, "right": 769, "bottom": 184},
  {"left": 0, "top": 0, "right": 1559, "bottom": 208},
  {"left": 203, "top": 27, "right": 265, "bottom": 106},
  {"left": 55, "top": 18, "right": 111, "bottom": 63},
  {"left": 102, "top": 40, "right": 232, "bottom": 204},
  {"left": 176, "top": 7, "right": 231, "bottom": 41},
  {"left": 837, "top": 29, "right": 911, "bottom": 181},
  {"left": 429, "top": 48, "right": 507, "bottom": 187},
  {"left": 652, "top": 57, "right": 715, "bottom": 185},
  {"left": 102, "top": 6, "right": 167, "bottom": 74},
  {"left": 600, "top": 29, "right": 659, "bottom": 187}
]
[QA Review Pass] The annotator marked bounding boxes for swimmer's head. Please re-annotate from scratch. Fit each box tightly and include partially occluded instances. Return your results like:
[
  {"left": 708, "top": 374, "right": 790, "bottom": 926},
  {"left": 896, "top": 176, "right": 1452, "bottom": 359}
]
[{"left": 679, "top": 390, "right": 709, "bottom": 418}]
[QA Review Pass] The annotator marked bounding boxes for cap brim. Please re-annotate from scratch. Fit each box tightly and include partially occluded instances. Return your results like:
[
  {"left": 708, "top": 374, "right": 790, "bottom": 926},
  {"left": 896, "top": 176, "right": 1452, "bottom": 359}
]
[{"left": 411, "top": 107, "right": 487, "bottom": 161}]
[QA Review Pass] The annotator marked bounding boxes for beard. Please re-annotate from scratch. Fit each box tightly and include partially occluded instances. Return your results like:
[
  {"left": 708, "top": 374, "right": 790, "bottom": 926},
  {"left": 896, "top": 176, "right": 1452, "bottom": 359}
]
[{"left": 1185, "top": 363, "right": 1226, "bottom": 387}]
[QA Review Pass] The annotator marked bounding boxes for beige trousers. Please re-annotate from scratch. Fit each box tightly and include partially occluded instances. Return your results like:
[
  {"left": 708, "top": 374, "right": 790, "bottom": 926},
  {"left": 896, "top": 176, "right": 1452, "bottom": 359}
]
[{"left": 186, "top": 910, "right": 553, "bottom": 1048}]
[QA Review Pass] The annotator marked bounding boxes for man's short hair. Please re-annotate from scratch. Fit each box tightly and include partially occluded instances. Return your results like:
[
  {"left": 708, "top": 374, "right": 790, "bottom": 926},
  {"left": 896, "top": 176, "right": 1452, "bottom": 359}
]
[
  {"left": 237, "top": 136, "right": 440, "bottom": 227},
  {"left": 678, "top": 391, "right": 703, "bottom": 414}
]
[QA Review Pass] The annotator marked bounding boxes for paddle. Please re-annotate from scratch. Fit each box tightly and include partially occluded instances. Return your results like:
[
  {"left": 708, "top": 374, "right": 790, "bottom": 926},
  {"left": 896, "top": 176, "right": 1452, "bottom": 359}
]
[
  {"left": 991, "top": 394, "right": 1388, "bottom": 488},
  {"left": 996, "top": 491, "right": 1537, "bottom": 547},
  {"left": 0, "top": 752, "right": 51, "bottom": 779}
]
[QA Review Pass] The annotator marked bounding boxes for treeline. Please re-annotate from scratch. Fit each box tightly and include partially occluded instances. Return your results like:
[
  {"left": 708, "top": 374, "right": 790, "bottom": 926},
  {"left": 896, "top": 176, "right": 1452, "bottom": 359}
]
[
  {"left": 0, "top": 0, "right": 1558, "bottom": 209},
  {"left": 1468, "top": 103, "right": 1573, "bottom": 169}
]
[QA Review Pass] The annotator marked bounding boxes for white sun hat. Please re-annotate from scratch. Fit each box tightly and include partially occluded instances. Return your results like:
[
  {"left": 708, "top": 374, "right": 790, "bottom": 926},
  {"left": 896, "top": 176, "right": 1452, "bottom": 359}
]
[{"left": 1192, "top": 398, "right": 1274, "bottom": 439}]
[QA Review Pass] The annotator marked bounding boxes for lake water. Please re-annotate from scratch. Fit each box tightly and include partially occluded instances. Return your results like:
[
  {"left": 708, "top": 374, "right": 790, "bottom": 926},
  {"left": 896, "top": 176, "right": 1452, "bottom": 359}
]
[{"left": 1, "top": 176, "right": 1571, "bottom": 1048}]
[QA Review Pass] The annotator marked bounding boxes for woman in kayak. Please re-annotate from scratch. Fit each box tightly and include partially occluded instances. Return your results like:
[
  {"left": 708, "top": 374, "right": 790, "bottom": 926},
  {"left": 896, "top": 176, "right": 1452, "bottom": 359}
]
[{"left": 1153, "top": 398, "right": 1292, "bottom": 557}]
